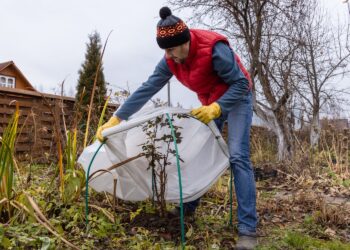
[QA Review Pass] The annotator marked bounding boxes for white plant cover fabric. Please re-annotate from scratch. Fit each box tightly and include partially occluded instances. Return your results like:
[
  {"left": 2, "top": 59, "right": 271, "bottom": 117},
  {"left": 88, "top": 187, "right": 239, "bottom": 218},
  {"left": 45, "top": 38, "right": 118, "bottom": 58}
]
[{"left": 78, "top": 107, "right": 229, "bottom": 203}]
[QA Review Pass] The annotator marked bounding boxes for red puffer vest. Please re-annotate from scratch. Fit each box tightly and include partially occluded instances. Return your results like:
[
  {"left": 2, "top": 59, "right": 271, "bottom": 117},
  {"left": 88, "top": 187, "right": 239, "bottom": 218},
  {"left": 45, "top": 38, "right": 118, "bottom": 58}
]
[{"left": 166, "top": 29, "right": 252, "bottom": 105}]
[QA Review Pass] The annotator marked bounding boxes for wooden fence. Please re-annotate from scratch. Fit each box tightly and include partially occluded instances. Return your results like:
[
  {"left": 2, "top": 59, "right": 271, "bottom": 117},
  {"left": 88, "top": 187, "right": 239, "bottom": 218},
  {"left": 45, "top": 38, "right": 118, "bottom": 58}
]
[{"left": 0, "top": 87, "right": 117, "bottom": 162}]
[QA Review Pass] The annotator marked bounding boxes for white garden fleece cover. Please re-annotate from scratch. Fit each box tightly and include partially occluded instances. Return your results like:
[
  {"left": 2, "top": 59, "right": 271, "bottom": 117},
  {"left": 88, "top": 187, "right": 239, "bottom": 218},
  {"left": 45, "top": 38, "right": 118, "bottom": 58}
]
[{"left": 78, "top": 107, "right": 230, "bottom": 203}]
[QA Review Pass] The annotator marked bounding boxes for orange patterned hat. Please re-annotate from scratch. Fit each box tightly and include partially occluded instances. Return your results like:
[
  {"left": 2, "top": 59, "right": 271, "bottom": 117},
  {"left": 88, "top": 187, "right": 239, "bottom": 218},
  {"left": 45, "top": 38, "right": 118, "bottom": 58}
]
[{"left": 156, "top": 7, "right": 190, "bottom": 49}]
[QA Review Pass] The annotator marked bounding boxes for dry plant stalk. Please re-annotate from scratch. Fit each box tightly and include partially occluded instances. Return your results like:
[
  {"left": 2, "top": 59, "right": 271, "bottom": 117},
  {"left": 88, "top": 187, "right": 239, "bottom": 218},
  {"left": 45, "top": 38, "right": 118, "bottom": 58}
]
[
  {"left": 88, "top": 153, "right": 144, "bottom": 182},
  {"left": 320, "top": 127, "right": 349, "bottom": 175},
  {"left": 84, "top": 31, "right": 113, "bottom": 148},
  {"left": 40, "top": 95, "right": 65, "bottom": 196},
  {"left": 88, "top": 204, "right": 115, "bottom": 223},
  {"left": 87, "top": 153, "right": 144, "bottom": 216},
  {"left": 59, "top": 78, "right": 68, "bottom": 140}
]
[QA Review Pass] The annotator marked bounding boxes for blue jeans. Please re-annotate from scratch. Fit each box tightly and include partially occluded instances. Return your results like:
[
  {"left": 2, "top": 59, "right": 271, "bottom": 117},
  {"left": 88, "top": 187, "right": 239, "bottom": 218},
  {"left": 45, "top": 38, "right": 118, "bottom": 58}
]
[{"left": 184, "top": 92, "right": 257, "bottom": 235}]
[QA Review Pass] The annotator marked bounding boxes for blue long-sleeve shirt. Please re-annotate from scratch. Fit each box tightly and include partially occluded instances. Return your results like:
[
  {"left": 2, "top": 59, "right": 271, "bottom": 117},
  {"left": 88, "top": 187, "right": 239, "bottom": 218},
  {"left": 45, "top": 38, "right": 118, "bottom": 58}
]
[{"left": 114, "top": 42, "right": 250, "bottom": 120}]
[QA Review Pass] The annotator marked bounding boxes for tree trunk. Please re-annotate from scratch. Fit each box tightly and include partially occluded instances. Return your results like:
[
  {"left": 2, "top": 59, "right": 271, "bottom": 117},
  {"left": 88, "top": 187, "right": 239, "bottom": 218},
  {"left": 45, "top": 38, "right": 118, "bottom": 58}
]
[
  {"left": 253, "top": 96, "right": 294, "bottom": 161},
  {"left": 310, "top": 110, "right": 321, "bottom": 147},
  {"left": 275, "top": 110, "right": 294, "bottom": 161}
]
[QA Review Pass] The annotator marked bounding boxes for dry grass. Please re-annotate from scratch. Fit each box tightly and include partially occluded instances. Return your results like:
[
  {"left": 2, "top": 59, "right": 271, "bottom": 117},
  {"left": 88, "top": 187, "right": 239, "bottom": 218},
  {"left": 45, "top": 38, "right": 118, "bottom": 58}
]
[{"left": 250, "top": 126, "right": 349, "bottom": 179}]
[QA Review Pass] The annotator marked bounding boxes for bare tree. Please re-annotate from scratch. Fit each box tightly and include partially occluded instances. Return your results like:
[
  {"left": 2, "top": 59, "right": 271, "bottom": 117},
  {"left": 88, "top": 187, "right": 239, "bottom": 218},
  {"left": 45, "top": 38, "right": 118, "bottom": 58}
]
[
  {"left": 170, "top": 0, "right": 309, "bottom": 160},
  {"left": 293, "top": 0, "right": 350, "bottom": 146},
  {"left": 344, "top": 0, "right": 350, "bottom": 15}
]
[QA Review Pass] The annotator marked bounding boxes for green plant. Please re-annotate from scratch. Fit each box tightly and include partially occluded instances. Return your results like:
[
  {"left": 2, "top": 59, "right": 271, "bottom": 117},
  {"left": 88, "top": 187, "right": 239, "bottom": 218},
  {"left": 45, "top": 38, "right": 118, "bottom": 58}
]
[
  {"left": 140, "top": 114, "right": 186, "bottom": 217},
  {"left": 343, "top": 178, "right": 350, "bottom": 188},
  {"left": 97, "top": 95, "right": 111, "bottom": 130},
  {"left": 0, "top": 104, "right": 19, "bottom": 218},
  {"left": 92, "top": 93, "right": 112, "bottom": 143},
  {"left": 65, "top": 129, "right": 78, "bottom": 171},
  {"left": 284, "top": 231, "right": 350, "bottom": 250},
  {"left": 62, "top": 129, "right": 85, "bottom": 203}
]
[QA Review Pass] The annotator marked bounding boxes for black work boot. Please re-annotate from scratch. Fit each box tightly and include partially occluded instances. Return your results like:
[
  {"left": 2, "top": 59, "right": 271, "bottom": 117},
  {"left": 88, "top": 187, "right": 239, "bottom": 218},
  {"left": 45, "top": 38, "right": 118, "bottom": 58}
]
[
  {"left": 235, "top": 235, "right": 258, "bottom": 250},
  {"left": 168, "top": 206, "right": 195, "bottom": 218}
]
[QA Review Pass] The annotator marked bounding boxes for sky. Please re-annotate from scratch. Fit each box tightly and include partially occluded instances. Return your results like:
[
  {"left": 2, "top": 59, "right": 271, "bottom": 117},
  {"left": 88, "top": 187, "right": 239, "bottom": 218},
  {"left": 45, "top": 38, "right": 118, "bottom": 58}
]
[{"left": 1, "top": 0, "right": 349, "bottom": 111}]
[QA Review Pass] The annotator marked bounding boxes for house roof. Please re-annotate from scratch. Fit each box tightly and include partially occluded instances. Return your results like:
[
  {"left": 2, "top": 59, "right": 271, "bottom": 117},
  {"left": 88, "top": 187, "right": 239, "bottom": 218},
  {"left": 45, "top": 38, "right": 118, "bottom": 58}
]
[
  {"left": 0, "top": 85, "right": 75, "bottom": 101},
  {"left": 0, "top": 61, "right": 13, "bottom": 71},
  {"left": 0, "top": 61, "right": 36, "bottom": 91}
]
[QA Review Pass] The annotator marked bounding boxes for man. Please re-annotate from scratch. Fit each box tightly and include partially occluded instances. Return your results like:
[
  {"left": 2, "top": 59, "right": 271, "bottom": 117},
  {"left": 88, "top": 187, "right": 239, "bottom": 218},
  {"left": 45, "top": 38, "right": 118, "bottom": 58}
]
[{"left": 97, "top": 6, "right": 258, "bottom": 249}]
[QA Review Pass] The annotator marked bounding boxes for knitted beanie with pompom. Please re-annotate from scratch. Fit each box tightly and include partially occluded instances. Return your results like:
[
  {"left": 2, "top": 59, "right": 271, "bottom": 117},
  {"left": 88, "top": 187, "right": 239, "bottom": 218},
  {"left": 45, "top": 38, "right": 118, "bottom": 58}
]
[{"left": 156, "top": 6, "right": 190, "bottom": 49}]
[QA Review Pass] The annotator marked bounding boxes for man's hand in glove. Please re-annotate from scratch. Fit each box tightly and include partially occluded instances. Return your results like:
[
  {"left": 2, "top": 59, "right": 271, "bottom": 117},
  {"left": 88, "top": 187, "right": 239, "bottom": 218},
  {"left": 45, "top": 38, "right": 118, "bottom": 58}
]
[
  {"left": 190, "top": 102, "right": 221, "bottom": 124},
  {"left": 96, "top": 116, "right": 121, "bottom": 142}
]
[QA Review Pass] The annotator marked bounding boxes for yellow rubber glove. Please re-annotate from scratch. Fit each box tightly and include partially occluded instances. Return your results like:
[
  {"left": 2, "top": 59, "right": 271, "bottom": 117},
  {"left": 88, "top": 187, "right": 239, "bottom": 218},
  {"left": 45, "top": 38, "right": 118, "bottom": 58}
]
[
  {"left": 190, "top": 102, "right": 221, "bottom": 124},
  {"left": 96, "top": 116, "right": 121, "bottom": 142}
]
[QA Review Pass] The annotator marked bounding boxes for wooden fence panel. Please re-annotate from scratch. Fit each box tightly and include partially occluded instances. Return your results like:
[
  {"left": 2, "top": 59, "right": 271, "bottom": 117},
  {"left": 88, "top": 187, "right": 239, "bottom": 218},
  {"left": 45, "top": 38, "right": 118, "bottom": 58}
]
[{"left": 0, "top": 87, "right": 117, "bottom": 163}]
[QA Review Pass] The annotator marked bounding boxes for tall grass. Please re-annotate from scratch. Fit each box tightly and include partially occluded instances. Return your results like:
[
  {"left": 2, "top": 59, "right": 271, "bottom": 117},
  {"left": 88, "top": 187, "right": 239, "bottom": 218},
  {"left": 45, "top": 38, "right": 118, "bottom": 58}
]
[
  {"left": 250, "top": 126, "right": 277, "bottom": 165},
  {"left": 97, "top": 95, "right": 111, "bottom": 130},
  {"left": 92, "top": 94, "right": 111, "bottom": 143},
  {"left": 41, "top": 95, "right": 65, "bottom": 197},
  {"left": 61, "top": 88, "right": 112, "bottom": 202},
  {"left": 65, "top": 129, "right": 78, "bottom": 171},
  {"left": 62, "top": 129, "right": 85, "bottom": 203},
  {"left": 0, "top": 103, "right": 19, "bottom": 217},
  {"left": 250, "top": 125, "right": 349, "bottom": 178},
  {"left": 320, "top": 126, "right": 349, "bottom": 175},
  {"left": 44, "top": 77, "right": 112, "bottom": 203}
]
